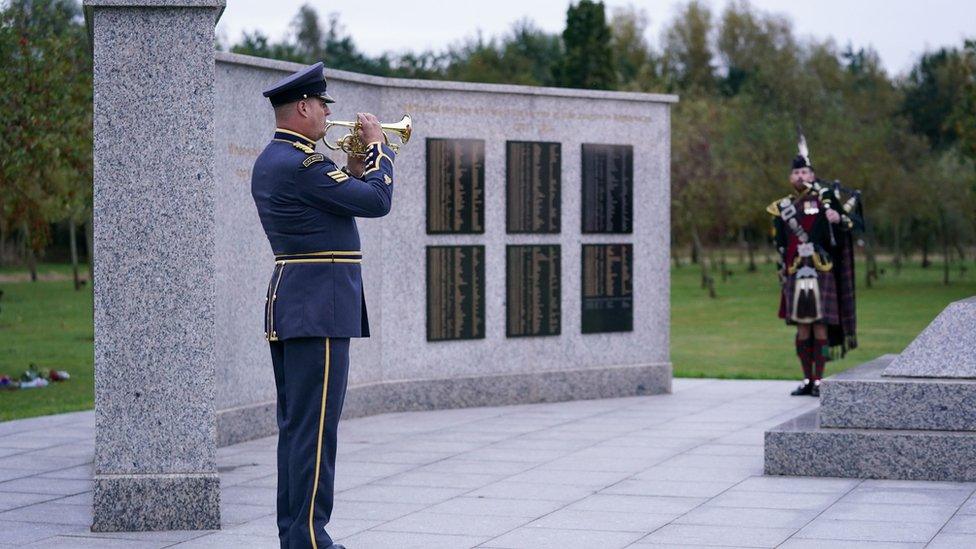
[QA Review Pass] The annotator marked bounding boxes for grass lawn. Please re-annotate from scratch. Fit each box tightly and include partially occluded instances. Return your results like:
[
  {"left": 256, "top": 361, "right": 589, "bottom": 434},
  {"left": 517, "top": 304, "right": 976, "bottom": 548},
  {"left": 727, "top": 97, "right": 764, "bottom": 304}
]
[
  {"left": 1, "top": 260, "right": 973, "bottom": 421},
  {"left": 0, "top": 264, "right": 93, "bottom": 422},
  {"left": 672, "top": 259, "right": 976, "bottom": 379}
]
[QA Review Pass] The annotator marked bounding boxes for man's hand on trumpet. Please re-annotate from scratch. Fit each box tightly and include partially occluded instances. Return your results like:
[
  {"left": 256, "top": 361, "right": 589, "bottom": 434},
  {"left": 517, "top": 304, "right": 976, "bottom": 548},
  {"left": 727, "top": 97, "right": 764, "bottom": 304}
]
[
  {"left": 357, "top": 112, "right": 383, "bottom": 143},
  {"left": 346, "top": 112, "right": 383, "bottom": 177}
]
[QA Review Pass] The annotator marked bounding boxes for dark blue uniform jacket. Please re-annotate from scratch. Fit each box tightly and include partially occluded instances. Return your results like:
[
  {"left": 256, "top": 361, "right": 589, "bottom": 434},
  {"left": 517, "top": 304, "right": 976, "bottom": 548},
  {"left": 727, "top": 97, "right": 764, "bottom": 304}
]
[{"left": 251, "top": 128, "right": 396, "bottom": 340}]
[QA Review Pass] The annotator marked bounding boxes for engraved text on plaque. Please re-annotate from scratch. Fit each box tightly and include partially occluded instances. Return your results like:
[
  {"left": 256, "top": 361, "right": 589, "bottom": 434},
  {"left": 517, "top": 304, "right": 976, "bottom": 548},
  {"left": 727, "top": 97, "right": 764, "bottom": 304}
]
[
  {"left": 506, "top": 141, "right": 561, "bottom": 233},
  {"left": 426, "top": 245, "right": 486, "bottom": 341},
  {"left": 426, "top": 138, "right": 485, "bottom": 234},
  {"left": 506, "top": 245, "right": 561, "bottom": 337},
  {"left": 581, "top": 243, "right": 633, "bottom": 333},
  {"left": 581, "top": 144, "right": 633, "bottom": 233}
]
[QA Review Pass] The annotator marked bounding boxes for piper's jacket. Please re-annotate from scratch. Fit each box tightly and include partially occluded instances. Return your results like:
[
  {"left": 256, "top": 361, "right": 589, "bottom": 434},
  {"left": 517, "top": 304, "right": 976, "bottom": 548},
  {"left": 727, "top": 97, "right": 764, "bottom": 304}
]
[
  {"left": 251, "top": 128, "right": 396, "bottom": 341},
  {"left": 767, "top": 180, "right": 853, "bottom": 272}
]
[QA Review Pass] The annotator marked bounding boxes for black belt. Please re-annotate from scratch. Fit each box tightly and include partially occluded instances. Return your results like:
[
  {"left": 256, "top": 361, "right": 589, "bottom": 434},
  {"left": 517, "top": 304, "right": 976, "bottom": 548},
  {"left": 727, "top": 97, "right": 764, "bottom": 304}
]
[{"left": 274, "top": 250, "right": 362, "bottom": 264}]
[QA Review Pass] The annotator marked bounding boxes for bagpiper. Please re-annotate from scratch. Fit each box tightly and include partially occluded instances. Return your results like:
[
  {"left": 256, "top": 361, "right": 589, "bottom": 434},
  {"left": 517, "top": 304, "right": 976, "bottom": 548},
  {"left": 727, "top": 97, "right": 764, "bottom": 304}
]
[{"left": 767, "top": 134, "right": 862, "bottom": 396}]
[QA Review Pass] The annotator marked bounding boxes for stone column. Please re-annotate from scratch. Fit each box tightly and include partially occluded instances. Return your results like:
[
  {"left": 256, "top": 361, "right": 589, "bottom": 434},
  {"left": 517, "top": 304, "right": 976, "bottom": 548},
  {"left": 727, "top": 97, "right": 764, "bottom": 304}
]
[{"left": 84, "top": 0, "right": 225, "bottom": 531}]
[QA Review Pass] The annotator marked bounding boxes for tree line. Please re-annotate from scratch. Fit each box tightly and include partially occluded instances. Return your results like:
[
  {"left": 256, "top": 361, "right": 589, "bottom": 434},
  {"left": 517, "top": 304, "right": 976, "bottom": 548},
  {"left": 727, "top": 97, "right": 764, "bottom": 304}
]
[{"left": 2, "top": 0, "right": 974, "bottom": 292}]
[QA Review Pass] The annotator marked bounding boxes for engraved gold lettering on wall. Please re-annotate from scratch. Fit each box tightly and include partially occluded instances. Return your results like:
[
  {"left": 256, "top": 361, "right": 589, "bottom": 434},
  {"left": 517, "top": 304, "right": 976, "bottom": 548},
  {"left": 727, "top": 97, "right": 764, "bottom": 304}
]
[
  {"left": 228, "top": 143, "right": 263, "bottom": 182},
  {"left": 426, "top": 245, "right": 486, "bottom": 341},
  {"left": 401, "top": 103, "right": 653, "bottom": 124},
  {"left": 506, "top": 141, "right": 561, "bottom": 234},
  {"left": 581, "top": 243, "right": 633, "bottom": 333},
  {"left": 506, "top": 245, "right": 561, "bottom": 337},
  {"left": 228, "top": 143, "right": 263, "bottom": 158},
  {"left": 581, "top": 144, "right": 634, "bottom": 233},
  {"left": 426, "top": 138, "right": 485, "bottom": 234}
]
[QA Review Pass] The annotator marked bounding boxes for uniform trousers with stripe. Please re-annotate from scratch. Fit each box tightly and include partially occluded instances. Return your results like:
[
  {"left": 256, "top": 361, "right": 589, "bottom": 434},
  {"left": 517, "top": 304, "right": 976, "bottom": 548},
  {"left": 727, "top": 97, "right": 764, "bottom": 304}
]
[{"left": 270, "top": 337, "right": 350, "bottom": 549}]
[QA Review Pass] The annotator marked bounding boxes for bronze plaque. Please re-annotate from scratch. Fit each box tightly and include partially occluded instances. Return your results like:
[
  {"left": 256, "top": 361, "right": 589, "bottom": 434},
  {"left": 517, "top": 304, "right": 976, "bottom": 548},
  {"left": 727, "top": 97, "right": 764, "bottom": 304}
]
[
  {"left": 581, "top": 244, "right": 633, "bottom": 333},
  {"left": 506, "top": 245, "right": 561, "bottom": 338},
  {"left": 426, "top": 138, "right": 485, "bottom": 234},
  {"left": 426, "top": 245, "right": 486, "bottom": 341},
  {"left": 581, "top": 144, "right": 633, "bottom": 233},
  {"left": 506, "top": 141, "right": 561, "bottom": 233}
]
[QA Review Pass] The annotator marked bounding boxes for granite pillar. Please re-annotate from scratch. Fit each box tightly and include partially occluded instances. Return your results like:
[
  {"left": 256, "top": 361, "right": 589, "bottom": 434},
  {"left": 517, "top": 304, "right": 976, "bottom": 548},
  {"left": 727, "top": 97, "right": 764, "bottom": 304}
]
[{"left": 84, "top": 0, "right": 225, "bottom": 531}]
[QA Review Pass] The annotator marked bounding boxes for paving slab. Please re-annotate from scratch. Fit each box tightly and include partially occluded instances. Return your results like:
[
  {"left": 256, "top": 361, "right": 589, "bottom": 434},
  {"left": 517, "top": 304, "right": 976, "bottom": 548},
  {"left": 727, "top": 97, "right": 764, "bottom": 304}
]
[
  {"left": 22, "top": 535, "right": 172, "bottom": 548},
  {"left": 601, "top": 479, "right": 736, "bottom": 498},
  {"left": 841, "top": 486, "right": 973, "bottom": 506},
  {"left": 0, "top": 502, "right": 94, "bottom": 526},
  {"left": 707, "top": 490, "right": 844, "bottom": 510},
  {"left": 942, "top": 514, "right": 976, "bottom": 534},
  {"left": 423, "top": 497, "right": 565, "bottom": 518},
  {"left": 567, "top": 493, "right": 707, "bottom": 515},
  {"left": 632, "top": 523, "right": 795, "bottom": 547},
  {"left": 818, "top": 502, "right": 958, "bottom": 524},
  {"left": 481, "top": 526, "right": 643, "bottom": 549},
  {"left": 672, "top": 505, "right": 818, "bottom": 529},
  {"left": 373, "top": 511, "right": 530, "bottom": 537},
  {"left": 523, "top": 508, "right": 675, "bottom": 532},
  {"left": 793, "top": 518, "right": 944, "bottom": 543},
  {"left": 339, "top": 530, "right": 490, "bottom": 549},
  {"left": 778, "top": 540, "right": 924, "bottom": 549},
  {"left": 927, "top": 532, "right": 976, "bottom": 548}
]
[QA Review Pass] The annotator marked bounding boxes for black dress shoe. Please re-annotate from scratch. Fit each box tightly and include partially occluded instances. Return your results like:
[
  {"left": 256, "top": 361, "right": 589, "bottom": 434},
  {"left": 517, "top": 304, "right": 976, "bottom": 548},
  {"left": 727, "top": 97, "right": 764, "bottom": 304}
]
[
  {"left": 810, "top": 382, "right": 821, "bottom": 397},
  {"left": 790, "top": 380, "right": 813, "bottom": 396}
]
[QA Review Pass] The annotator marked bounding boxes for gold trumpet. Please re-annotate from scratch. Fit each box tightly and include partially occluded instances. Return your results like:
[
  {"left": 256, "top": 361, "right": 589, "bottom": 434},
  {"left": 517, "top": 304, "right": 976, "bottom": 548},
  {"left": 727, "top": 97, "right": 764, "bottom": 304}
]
[{"left": 323, "top": 114, "right": 412, "bottom": 156}]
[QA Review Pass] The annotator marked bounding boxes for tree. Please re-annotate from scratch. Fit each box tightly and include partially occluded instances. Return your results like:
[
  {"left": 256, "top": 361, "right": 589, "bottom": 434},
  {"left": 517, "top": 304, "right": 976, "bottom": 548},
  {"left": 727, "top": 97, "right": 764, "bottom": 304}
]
[
  {"left": 662, "top": 0, "right": 716, "bottom": 94},
  {"left": 443, "top": 21, "right": 562, "bottom": 86},
  {"left": 0, "top": 0, "right": 92, "bottom": 284},
  {"left": 945, "top": 40, "right": 976, "bottom": 162},
  {"left": 671, "top": 97, "right": 732, "bottom": 295},
  {"left": 555, "top": 0, "right": 615, "bottom": 89},
  {"left": 500, "top": 20, "right": 563, "bottom": 86},
  {"left": 716, "top": 1, "right": 799, "bottom": 101},
  {"left": 609, "top": 6, "right": 661, "bottom": 91},
  {"left": 230, "top": 4, "right": 393, "bottom": 75},
  {"left": 231, "top": 30, "right": 301, "bottom": 63},
  {"left": 902, "top": 46, "right": 973, "bottom": 152}
]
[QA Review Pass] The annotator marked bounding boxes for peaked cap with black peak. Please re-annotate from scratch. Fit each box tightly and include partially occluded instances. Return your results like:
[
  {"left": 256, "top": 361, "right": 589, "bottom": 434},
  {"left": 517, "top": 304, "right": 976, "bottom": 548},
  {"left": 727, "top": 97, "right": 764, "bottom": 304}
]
[{"left": 263, "top": 62, "right": 336, "bottom": 107}]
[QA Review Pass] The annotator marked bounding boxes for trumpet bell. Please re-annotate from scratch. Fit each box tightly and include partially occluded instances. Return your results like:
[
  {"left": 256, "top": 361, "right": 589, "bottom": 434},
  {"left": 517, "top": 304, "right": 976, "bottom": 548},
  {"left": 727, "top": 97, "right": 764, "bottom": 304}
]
[{"left": 385, "top": 115, "right": 412, "bottom": 144}]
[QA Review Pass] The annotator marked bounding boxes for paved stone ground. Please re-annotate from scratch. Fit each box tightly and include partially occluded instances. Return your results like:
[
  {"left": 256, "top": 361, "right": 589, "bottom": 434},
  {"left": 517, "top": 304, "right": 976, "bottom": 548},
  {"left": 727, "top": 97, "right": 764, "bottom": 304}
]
[{"left": 1, "top": 378, "right": 975, "bottom": 548}]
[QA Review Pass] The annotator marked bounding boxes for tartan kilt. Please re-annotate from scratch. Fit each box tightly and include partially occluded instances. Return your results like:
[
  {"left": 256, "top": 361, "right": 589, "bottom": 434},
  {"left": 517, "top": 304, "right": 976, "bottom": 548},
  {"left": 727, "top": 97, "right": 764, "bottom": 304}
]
[{"left": 780, "top": 270, "right": 840, "bottom": 326}]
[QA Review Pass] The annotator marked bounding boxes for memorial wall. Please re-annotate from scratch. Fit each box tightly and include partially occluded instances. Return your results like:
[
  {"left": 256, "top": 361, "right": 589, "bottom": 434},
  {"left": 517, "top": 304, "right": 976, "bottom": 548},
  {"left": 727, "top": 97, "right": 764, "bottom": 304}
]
[{"left": 213, "top": 52, "right": 677, "bottom": 444}]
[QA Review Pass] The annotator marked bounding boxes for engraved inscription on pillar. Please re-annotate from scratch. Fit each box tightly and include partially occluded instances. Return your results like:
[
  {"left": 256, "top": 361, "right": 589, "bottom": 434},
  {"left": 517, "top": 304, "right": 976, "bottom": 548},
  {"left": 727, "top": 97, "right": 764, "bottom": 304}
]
[
  {"left": 581, "top": 144, "right": 633, "bottom": 233},
  {"left": 506, "top": 141, "right": 561, "bottom": 233},
  {"left": 506, "top": 245, "right": 561, "bottom": 338},
  {"left": 426, "top": 138, "right": 485, "bottom": 234},
  {"left": 581, "top": 244, "right": 633, "bottom": 333},
  {"left": 426, "top": 245, "right": 486, "bottom": 341}
]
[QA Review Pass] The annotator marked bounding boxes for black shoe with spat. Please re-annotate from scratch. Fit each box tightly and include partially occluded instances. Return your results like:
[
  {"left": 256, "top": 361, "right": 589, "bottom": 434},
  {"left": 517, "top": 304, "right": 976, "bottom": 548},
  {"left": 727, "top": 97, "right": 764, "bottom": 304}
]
[
  {"left": 810, "top": 382, "right": 821, "bottom": 398},
  {"left": 790, "top": 380, "right": 813, "bottom": 396}
]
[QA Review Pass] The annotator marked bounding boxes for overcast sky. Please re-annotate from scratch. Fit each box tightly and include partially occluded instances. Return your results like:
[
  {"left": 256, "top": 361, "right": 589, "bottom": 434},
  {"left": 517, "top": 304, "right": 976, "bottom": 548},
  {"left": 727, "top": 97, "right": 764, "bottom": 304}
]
[{"left": 216, "top": 0, "right": 975, "bottom": 77}]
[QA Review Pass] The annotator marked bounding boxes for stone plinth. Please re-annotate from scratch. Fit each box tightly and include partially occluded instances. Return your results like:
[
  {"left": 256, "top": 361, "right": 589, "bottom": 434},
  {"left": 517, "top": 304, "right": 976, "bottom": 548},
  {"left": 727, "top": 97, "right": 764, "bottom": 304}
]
[
  {"left": 765, "top": 410, "right": 976, "bottom": 481},
  {"left": 85, "top": 0, "right": 225, "bottom": 531},
  {"left": 765, "top": 296, "right": 976, "bottom": 481},
  {"left": 883, "top": 297, "right": 976, "bottom": 378},
  {"left": 820, "top": 355, "right": 976, "bottom": 431}
]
